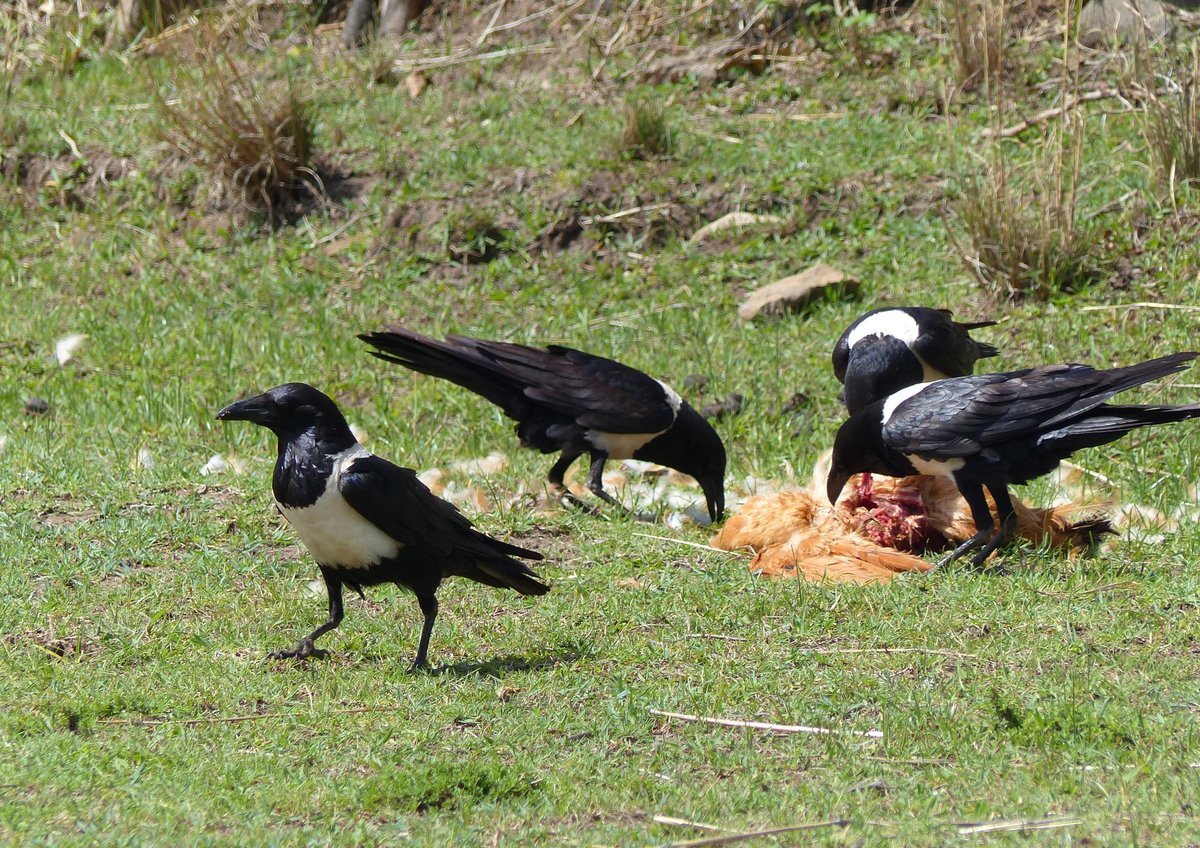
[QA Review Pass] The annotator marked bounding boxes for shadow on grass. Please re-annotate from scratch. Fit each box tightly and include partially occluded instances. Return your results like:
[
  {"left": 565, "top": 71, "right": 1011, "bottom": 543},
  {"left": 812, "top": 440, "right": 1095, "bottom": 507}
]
[{"left": 433, "top": 639, "right": 595, "bottom": 679}]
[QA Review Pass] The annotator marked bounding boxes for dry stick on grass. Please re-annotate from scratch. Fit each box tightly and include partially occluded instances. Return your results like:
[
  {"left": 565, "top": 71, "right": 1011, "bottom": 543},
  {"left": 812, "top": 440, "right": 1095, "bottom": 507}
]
[
  {"left": 1080, "top": 302, "right": 1200, "bottom": 313},
  {"left": 393, "top": 42, "right": 556, "bottom": 73},
  {"left": 668, "top": 819, "right": 850, "bottom": 848},
  {"left": 796, "top": 647, "right": 979, "bottom": 659},
  {"left": 866, "top": 754, "right": 952, "bottom": 766},
  {"left": 957, "top": 816, "right": 1082, "bottom": 836},
  {"left": 981, "top": 88, "right": 1124, "bottom": 139},
  {"left": 631, "top": 533, "right": 742, "bottom": 556},
  {"left": 650, "top": 709, "right": 884, "bottom": 739},
  {"left": 653, "top": 815, "right": 726, "bottom": 833},
  {"left": 1034, "top": 581, "right": 1138, "bottom": 598}
]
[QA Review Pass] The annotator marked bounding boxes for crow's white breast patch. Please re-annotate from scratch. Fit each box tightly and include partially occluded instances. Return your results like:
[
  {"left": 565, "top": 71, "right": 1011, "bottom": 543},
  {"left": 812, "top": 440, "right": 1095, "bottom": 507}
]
[{"left": 277, "top": 445, "right": 403, "bottom": 569}]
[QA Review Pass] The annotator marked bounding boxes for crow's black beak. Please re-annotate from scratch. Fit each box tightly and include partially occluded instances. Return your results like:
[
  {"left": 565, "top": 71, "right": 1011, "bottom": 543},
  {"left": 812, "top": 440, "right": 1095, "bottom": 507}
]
[
  {"left": 827, "top": 469, "right": 850, "bottom": 507},
  {"left": 706, "top": 486, "right": 725, "bottom": 524},
  {"left": 216, "top": 393, "right": 275, "bottom": 425}
]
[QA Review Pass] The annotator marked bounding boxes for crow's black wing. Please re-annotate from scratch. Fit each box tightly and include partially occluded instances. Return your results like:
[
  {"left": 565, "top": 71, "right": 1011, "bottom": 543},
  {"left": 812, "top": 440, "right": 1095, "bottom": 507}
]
[
  {"left": 465, "top": 340, "right": 677, "bottom": 434},
  {"left": 880, "top": 366, "right": 1100, "bottom": 456},
  {"left": 338, "top": 455, "right": 541, "bottom": 563},
  {"left": 910, "top": 310, "right": 997, "bottom": 377},
  {"left": 881, "top": 358, "right": 1197, "bottom": 457}
]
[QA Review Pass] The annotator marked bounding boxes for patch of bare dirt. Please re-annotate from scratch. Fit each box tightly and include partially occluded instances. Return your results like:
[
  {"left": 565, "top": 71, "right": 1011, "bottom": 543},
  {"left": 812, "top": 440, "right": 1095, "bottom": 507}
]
[
  {"left": 37, "top": 508, "right": 100, "bottom": 527},
  {"left": 505, "top": 526, "right": 578, "bottom": 564},
  {"left": 1, "top": 146, "right": 135, "bottom": 208},
  {"left": 2, "top": 629, "right": 100, "bottom": 661},
  {"left": 267, "top": 543, "right": 308, "bottom": 564}
]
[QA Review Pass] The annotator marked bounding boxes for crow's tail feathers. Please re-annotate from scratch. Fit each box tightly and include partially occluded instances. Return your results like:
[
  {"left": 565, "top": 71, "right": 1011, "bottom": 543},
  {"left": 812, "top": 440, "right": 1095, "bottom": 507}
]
[
  {"left": 470, "top": 552, "right": 550, "bottom": 596},
  {"left": 359, "top": 328, "right": 526, "bottom": 413},
  {"left": 1045, "top": 402, "right": 1200, "bottom": 452},
  {"left": 975, "top": 340, "right": 1001, "bottom": 360},
  {"left": 452, "top": 530, "right": 549, "bottom": 596}
]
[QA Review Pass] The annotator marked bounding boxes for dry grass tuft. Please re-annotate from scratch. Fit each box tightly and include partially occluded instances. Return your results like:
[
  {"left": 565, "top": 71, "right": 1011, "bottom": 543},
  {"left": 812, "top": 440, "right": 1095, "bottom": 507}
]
[
  {"left": 1139, "top": 43, "right": 1200, "bottom": 190},
  {"left": 618, "top": 96, "right": 674, "bottom": 160},
  {"left": 944, "top": 0, "right": 1007, "bottom": 90},
  {"left": 152, "top": 50, "right": 320, "bottom": 222},
  {"left": 947, "top": 126, "right": 1097, "bottom": 301}
]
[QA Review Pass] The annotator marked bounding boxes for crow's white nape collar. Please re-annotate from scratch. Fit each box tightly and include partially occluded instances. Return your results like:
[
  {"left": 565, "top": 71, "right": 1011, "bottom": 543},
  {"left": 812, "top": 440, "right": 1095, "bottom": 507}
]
[
  {"left": 880, "top": 382, "right": 932, "bottom": 424},
  {"left": 847, "top": 310, "right": 920, "bottom": 349},
  {"left": 656, "top": 379, "right": 683, "bottom": 414}
]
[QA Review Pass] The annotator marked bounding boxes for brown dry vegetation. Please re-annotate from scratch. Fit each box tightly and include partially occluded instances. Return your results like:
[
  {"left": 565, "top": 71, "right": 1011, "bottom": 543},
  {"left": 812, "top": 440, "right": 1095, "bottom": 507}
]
[{"left": 151, "top": 48, "right": 321, "bottom": 223}]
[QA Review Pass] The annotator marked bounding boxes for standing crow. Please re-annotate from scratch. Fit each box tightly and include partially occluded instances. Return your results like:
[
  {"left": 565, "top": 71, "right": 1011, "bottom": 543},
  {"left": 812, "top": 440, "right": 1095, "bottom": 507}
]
[
  {"left": 217, "top": 382, "right": 548, "bottom": 670},
  {"left": 832, "top": 307, "right": 999, "bottom": 413},
  {"left": 358, "top": 328, "right": 727, "bottom": 522},
  {"left": 827, "top": 353, "right": 1200, "bottom": 568}
]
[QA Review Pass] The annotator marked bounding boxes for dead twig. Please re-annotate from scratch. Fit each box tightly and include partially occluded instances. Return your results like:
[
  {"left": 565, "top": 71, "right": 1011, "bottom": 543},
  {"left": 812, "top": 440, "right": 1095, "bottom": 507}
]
[
  {"left": 669, "top": 819, "right": 850, "bottom": 847},
  {"left": 654, "top": 815, "right": 725, "bottom": 833},
  {"left": 650, "top": 708, "right": 883, "bottom": 739},
  {"left": 797, "top": 647, "right": 978, "bottom": 659},
  {"left": 957, "top": 816, "right": 1082, "bottom": 835},
  {"left": 1080, "top": 302, "right": 1200, "bottom": 313},
  {"left": 981, "top": 88, "right": 1123, "bottom": 139},
  {"left": 578, "top": 202, "right": 673, "bottom": 227},
  {"left": 1034, "top": 581, "right": 1138, "bottom": 598},
  {"left": 393, "top": 42, "right": 555, "bottom": 73},
  {"left": 631, "top": 533, "right": 742, "bottom": 556},
  {"left": 865, "top": 754, "right": 952, "bottom": 766}
]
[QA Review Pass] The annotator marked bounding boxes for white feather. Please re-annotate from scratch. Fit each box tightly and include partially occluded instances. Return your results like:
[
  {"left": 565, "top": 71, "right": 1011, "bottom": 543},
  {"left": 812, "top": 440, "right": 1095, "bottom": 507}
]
[{"left": 54, "top": 333, "right": 87, "bottom": 365}]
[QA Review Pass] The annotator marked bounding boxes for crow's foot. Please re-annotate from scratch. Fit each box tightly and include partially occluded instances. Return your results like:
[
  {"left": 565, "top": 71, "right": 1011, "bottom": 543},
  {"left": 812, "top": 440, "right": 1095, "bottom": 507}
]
[{"left": 268, "top": 639, "right": 328, "bottom": 661}]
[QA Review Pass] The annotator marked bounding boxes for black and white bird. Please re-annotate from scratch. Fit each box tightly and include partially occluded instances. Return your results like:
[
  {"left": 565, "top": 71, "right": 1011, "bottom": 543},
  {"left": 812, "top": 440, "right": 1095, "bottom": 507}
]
[
  {"left": 827, "top": 353, "right": 1200, "bottom": 568},
  {"left": 358, "top": 328, "right": 727, "bottom": 522},
  {"left": 217, "top": 383, "right": 548, "bottom": 670},
  {"left": 832, "top": 307, "right": 1000, "bottom": 413}
]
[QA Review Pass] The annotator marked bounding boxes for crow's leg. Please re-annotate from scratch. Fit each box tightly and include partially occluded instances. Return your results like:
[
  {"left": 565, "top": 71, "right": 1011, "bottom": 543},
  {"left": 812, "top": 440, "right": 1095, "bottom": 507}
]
[
  {"left": 932, "top": 482, "right": 994, "bottom": 571},
  {"left": 968, "top": 484, "right": 1019, "bottom": 568},
  {"left": 546, "top": 450, "right": 597, "bottom": 513},
  {"left": 547, "top": 450, "right": 581, "bottom": 487},
  {"left": 410, "top": 593, "right": 439, "bottom": 673},
  {"left": 586, "top": 451, "right": 636, "bottom": 516},
  {"left": 270, "top": 574, "right": 344, "bottom": 660}
]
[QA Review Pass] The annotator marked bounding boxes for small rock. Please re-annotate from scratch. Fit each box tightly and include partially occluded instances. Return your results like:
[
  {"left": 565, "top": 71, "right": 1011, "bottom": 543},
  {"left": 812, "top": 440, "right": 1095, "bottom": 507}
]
[
  {"left": 405, "top": 72, "right": 428, "bottom": 98},
  {"left": 682, "top": 374, "right": 708, "bottom": 392},
  {"left": 689, "top": 211, "right": 784, "bottom": 245},
  {"left": 700, "top": 392, "right": 745, "bottom": 421},
  {"left": 1078, "top": 0, "right": 1172, "bottom": 46},
  {"left": 738, "top": 263, "right": 860, "bottom": 322},
  {"left": 23, "top": 396, "right": 50, "bottom": 415}
]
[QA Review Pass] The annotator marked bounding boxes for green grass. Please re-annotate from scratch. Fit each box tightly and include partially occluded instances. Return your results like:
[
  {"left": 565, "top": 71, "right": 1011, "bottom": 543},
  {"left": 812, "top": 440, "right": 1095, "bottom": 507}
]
[{"left": 3, "top": 4, "right": 1200, "bottom": 845}]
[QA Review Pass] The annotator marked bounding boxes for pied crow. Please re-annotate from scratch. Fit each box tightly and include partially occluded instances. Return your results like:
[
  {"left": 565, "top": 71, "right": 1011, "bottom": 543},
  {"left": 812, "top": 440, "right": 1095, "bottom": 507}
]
[
  {"left": 217, "top": 383, "right": 548, "bottom": 670},
  {"left": 827, "top": 352, "right": 1200, "bottom": 568},
  {"left": 358, "top": 327, "right": 727, "bottom": 522},
  {"left": 832, "top": 307, "right": 999, "bottom": 413}
]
